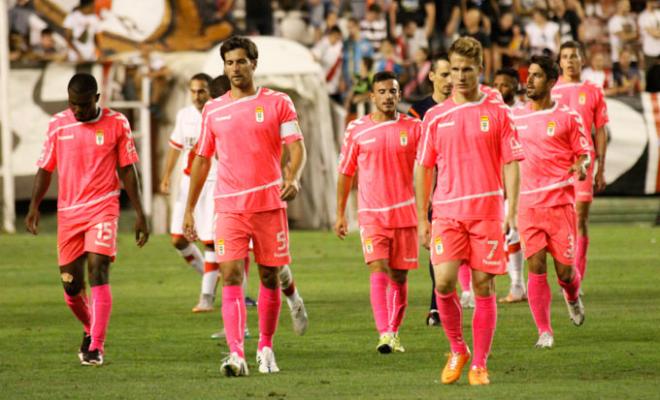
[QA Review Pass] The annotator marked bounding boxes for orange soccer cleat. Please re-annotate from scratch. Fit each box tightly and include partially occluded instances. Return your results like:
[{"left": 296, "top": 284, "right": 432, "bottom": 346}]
[
  {"left": 468, "top": 366, "right": 490, "bottom": 385},
  {"left": 441, "top": 350, "right": 471, "bottom": 384}
]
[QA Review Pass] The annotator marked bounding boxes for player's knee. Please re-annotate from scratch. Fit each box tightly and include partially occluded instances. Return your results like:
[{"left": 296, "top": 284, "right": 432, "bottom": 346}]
[
  {"left": 87, "top": 259, "right": 110, "bottom": 286},
  {"left": 171, "top": 235, "right": 188, "bottom": 249},
  {"left": 222, "top": 267, "right": 243, "bottom": 286},
  {"left": 61, "top": 273, "right": 83, "bottom": 296},
  {"left": 434, "top": 279, "right": 455, "bottom": 295},
  {"left": 260, "top": 266, "right": 280, "bottom": 289},
  {"left": 390, "top": 269, "right": 408, "bottom": 284}
]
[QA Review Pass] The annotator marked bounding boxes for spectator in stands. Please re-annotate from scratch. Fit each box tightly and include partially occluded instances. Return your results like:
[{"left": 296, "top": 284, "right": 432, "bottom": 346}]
[
  {"left": 312, "top": 26, "right": 345, "bottom": 103},
  {"left": 246, "top": 0, "right": 274, "bottom": 35},
  {"left": 279, "top": 1, "right": 312, "bottom": 45},
  {"left": 63, "top": 0, "right": 101, "bottom": 62},
  {"left": 525, "top": 7, "right": 560, "bottom": 56},
  {"left": 374, "top": 38, "right": 404, "bottom": 76},
  {"left": 549, "top": 0, "right": 582, "bottom": 43},
  {"left": 388, "top": 0, "right": 435, "bottom": 41},
  {"left": 345, "top": 56, "right": 374, "bottom": 117},
  {"left": 402, "top": 47, "right": 432, "bottom": 102},
  {"left": 9, "top": 30, "right": 29, "bottom": 62},
  {"left": 360, "top": 3, "right": 388, "bottom": 51},
  {"left": 9, "top": 0, "right": 47, "bottom": 48},
  {"left": 31, "top": 28, "right": 67, "bottom": 62},
  {"left": 638, "top": 0, "right": 660, "bottom": 71},
  {"left": 582, "top": 51, "right": 616, "bottom": 95},
  {"left": 398, "top": 20, "right": 428, "bottom": 62},
  {"left": 431, "top": 0, "right": 461, "bottom": 54},
  {"left": 461, "top": 7, "right": 493, "bottom": 81},
  {"left": 608, "top": 0, "right": 639, "bottom": 67},
  {"left": 612, "top": 47, "right": 642, "bottom": 96},
  {"left": 493, "top": 10, "right": 525, "bottom": 71},
  {"left": 512, "top": 0, "right": 537, "bottom": 20},
  {"left": 342, "top": 17, "right": 374, "bottom": 93}
]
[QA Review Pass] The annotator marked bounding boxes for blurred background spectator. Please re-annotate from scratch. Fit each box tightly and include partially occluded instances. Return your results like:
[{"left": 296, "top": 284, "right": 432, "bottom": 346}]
[
  {"left": 312, "top": 25, "right": 345, "bottom": 103},
  {"left": 360, "top": 3, "right": 388, "bottom": 51},
  {"left": 612, "top": 47, "right": 643, "bottom": 95},
  {"left": 582, "top": 51, "right": 616, "bottom": 94},
  {"left": 638, "top": 0, "right": 660, "bottom": 71},
  {"left": 608, "top": 0, "right": 639, "bottom": 66},
  {"left": 525, "top": 7, "right": 560, "bottom": 56},
  {"left": 63, "top": 0, "right": 101, "bottom": 62}
]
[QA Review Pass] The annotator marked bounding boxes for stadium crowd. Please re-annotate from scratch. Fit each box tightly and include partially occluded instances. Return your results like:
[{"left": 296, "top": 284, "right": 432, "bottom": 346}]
[{"left": 8, "top": 0, "right": 660, "bottom": 103}]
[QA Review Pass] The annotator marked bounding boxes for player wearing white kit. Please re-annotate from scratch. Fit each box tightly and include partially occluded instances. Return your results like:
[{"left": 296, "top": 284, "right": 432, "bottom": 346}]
[{"left": 160, "top": 73, "right": 219, "bottom": 312}]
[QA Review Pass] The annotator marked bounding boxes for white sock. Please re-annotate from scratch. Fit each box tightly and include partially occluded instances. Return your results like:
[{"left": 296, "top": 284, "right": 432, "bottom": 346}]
[
  {"left": 177, "top": 244, "right": 203, "bottom": 275},
  {"left": 279, "top": 265, "right": 302, "bottom": 308},
  {"left": 201, "top": 250, "right": 219, "bottom": 296},
  {"left": 508, "top": 250, "right": 524, "bottom": 289}
]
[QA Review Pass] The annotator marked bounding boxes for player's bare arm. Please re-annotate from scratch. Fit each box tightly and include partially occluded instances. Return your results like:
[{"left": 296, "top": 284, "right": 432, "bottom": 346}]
[
  {"left": 281, "top": 140, "right": 306, "bottom": 201},
  {"left": 25, "top": 168, "right": 53, "bottom": 235},
  {"left": 118, "top": 164, "right": 149, "bottom": 247},
  {"left": 414, "top": 163, "right": 433, "bottom": 249},
  {"left": 334, "top": 173, "right": 353, "bottom": 240},
  {"left": 594, "top": 126, "right": 607, "bottom": 192},
  {"left": 503, "top": 161, "right": 520, "bottom": 234},
  {"left": 183, "top": 154, "right": 211, "bottom": 241},
  {"left": 569, "top": 154, "right": 591, "bottom": 181},
  {"left": 160, "top": 146, "right": 181, "bottom": 194}
]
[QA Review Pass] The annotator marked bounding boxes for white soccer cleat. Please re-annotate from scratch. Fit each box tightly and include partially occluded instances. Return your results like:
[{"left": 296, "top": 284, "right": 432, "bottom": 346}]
[
  {"left": 460, "top": 291, "right": 475, "bottom": 309},
  {"left": 221, "top": 352, "right": 249, "bottom": 377},
  {"left": 535, "top": 332, "right": 554, "bottom": 349},
  {"left": 564, "top": 291, "right": 585, "bottom": 326},
  {"left": 289, "top": 297, "right": 308, "bottom": 336},
  {"left": 256, "top": 347, "right": 280, "bottom": 374},
  {"left": 192, "top": 294, "right": 214, "bottom": 313}
]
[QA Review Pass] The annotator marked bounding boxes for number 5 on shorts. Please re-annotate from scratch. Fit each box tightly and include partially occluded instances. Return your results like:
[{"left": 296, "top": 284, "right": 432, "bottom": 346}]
[
  {"left": 276, "top": 231, "right": 287, "bottom": 251},
  {"left": 95, "top": 222, "right": 115, "bottom": 246}
]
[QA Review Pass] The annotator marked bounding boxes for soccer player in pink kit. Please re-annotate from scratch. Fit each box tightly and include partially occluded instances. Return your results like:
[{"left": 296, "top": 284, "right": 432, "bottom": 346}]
[
  {"left": 416, "top": 37, "right": 524, "bottom": 386},
  {"left": 184, "top": 36, "right": 306, "bottom": 377},
  {"left": 336, "top": 71, "right": 421, "bottom": 353},
  {"left": 552, "top": 41, "right": 609, "bottom": 287},
  {"left": 25, "top": 73, "right": 149, "bottom": 366},
  {"left": 513, "top": 55, "right": 590, "bottom": 348}
]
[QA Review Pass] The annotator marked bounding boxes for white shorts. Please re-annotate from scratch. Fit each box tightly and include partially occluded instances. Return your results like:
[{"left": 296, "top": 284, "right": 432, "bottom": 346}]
[{"left": 171, "top": 174, "right": 215, "bottom": 243}]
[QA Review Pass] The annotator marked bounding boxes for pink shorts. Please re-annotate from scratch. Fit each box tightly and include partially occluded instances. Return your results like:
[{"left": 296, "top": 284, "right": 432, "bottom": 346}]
[
  {"left": 518, "top": 204, "right": 576, "bottom": 266},
  {"left": 430, "top": 218, "right": 506, "bottom": 275},
  {"left": 359, "top": 225, "right": 418, "bottom": 270},
  {"left": 214, "top": 208, "right": 290, "bottom": 267},
  {"left": 574, "top": 154, "right": 595, "bottom": 202},
  {"left": 57, "top": 216, "right": 118, "bottom": 266}
]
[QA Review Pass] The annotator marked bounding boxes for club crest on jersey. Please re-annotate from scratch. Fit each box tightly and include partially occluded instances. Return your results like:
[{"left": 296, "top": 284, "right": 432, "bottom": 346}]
[
  {"left": 255, "top": 106, "right": 265, "bottom": 123},
  {"left": 95, "top": 130, "right": 104, "bottom": 145},
  {"left": 434, "top": 237, "right": 444, "bottom": 255},
  {"left": 578, "top": 92, "right": 586, "bottom": 105},
  {"left": 364, "top": 239, "right": 374, "bottom": 254},
  {"left": 399, "top": 131, "right": 408, "bottom": 146},
  {"left": 547, "top": 121, "right": 556, "bottom": 137},
  {"left": 216, "top": 239, "right": 225, "bottom": 256},
  {"left": 480, "top": 116, "right": 489, "bottom": 132}
]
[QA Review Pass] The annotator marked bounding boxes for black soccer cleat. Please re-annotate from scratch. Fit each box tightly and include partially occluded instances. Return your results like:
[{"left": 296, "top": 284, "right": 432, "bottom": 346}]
[
  {"left": 78, "top": 333, "right": 91, "bottom": 363},
  {"left": 81, "top": 349, "right": 104, "bottom": 366},
  {"left": 426, "top": 310, "right": 441, "bottom": 327}
]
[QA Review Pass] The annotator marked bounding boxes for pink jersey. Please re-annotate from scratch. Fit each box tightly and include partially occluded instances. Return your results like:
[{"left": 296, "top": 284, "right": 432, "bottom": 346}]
[
  {"left": 512, "top": 102, "right": 591, "bottom": 208},
  {"left": 37, "top": 108, "right": 138, "bottom": 216},
  {"left": 551, "top": 77, "right": 608, "bottom": 151},
  {"left": 196, "top": 87, "right": 303, "bottom": 213},
  {"left": 417, "top": 93, "right": 524, "bottom": 220},
  {"left": 338, "top": 113, "right": 421, "bottom": 228}
]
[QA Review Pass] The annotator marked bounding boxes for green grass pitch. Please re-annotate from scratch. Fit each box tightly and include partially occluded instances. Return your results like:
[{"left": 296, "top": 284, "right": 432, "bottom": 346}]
[{"left": 1, "top": 225, "right": 659, "bottom": 399}]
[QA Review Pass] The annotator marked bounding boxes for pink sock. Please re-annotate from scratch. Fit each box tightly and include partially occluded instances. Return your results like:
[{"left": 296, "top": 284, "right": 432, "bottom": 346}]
[
  {"left": 64, "top": 290, "right": 91, "bottom": 334},
  {"left": 527, "top": 272, "right": 552, "bottom": 335},
  {"left": 558, "top": 270, "right": 581, "bottom": 302},
  {"left": 458, "top": 263, "right": 471, "bottom": 292},
  {"left": 472, "top": 295, "right": 497, "bottom": 369},
  {"left": 370, "top": 272, "right": 390, "bottom": 334},
  {"left": 575, "top": 236, "right": 589, "bottom": 281},
  {"left": 90, "top": 284, "right": 112, "bottom": 353},
  {"left": 435, "top": 290, "right": 468, "bottom": 354},
  {"left": 222, "top": 285, "right": 246, "bottom": 358},
  {"left": 257, "top": 282, "right": 281, "bottom": 351},
  {"left": 387, "top": 278, "right": 408, "bottom": 333}
]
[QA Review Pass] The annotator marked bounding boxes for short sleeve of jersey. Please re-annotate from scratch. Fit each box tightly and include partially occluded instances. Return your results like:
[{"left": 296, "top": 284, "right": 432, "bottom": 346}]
[
  {"left": 593, "top": 87, "right": 609, "bottom": 128},
  {"left": 117, "top": 115, "right": 139, "bottom": 167},
  {"left": 411, "top": 119, "right": 422, "bottom": 148},
  {"left": 196, "top": 104, "right": 215, "bottom": 158},
  {"left": 169, "top": 109, "right": 185, "bottom": 149},
  {"left": 37, "top": 120, "right": 57, "bottom": 172},
  {"left": 568, "top": 111, "right": 591, "bottom": 157},
  {"left": 338, "top": 125, "right": 358, "bottom": 176},
  {"left": 417, "top": 115, "right": 438, "bottom": 168},
  {"left": 500, "top": 109, "right": 524, "bottom": 163},
  {"left": 278, "top": 94, "right": 303, "bottom": 144}
]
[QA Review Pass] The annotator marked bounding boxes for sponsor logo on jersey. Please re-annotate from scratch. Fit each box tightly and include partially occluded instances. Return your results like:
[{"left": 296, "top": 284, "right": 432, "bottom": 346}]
[
  {"left": 217, "top": 239, "right": 225, "bottom": 256},
  {"left": 547, "top": 121, "right": 556, "bottom": 137},
  {"left": 434, "top": 237, "right": 444, "bottom": 255},
  {"left": 399, "top": 130, "right": 408, "bottom": 146},
  {"left": 95, "top": 130, "right": 104, "bottom": 145},
  {"left": 578, "top": 92, "right": 586, "bottom": 105},
  {"left": 255, "top": 106, "right": 265, "bottom": 123},
  {"left": 364, "top": 239, "right": 373, "bottom": 254},
  {"left": 480, "top": 116, "right": 489, "bottom": 132}
]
